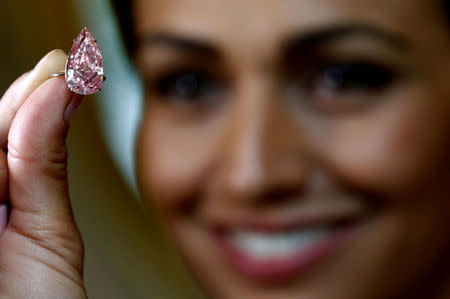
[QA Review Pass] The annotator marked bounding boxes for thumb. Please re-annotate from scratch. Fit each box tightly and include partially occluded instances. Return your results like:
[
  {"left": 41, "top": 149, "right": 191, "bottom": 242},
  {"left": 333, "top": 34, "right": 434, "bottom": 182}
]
[
  {"left": 6, "top": 76, "right": 84, "bottom": 270},
  {"left": 8, "top": 77, "right": 83, "bottom": 217}
]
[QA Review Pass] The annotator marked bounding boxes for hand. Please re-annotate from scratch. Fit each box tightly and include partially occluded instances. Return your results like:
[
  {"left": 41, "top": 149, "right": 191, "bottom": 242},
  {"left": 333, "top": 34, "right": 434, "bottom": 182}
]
[{"left": 0, "top": 50, "right": 86, "bottom": 298}]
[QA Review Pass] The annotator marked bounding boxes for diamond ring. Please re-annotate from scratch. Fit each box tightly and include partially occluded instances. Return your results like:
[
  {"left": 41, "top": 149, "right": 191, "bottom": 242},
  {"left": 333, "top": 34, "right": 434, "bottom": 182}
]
[{"left": 50, "top": 27, "right": 106, "bottom": 95}]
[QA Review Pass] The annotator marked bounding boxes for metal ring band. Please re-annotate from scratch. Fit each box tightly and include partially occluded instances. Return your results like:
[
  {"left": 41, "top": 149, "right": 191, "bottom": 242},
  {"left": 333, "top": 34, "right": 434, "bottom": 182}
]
[{"left": 50, "top": 71, "right": 65, "bottom": 78}]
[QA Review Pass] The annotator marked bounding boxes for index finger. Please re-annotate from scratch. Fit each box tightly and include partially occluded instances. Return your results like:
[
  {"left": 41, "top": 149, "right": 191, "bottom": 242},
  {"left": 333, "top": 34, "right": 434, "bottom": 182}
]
[{"left": 0, "top": 49, "right": 67, "bottom": 150}]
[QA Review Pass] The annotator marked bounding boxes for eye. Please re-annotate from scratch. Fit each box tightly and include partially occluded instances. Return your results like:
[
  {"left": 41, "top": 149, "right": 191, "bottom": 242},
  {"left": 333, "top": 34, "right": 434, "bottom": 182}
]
[
  {"left": 288, "top": 60, "right": 399, "bottom": 114},
  {"left": 312, "top": 62, "right": 395, "bottom": 94},
  {"left": 152, "top": 69, "right": 224, "bottom": 104}
]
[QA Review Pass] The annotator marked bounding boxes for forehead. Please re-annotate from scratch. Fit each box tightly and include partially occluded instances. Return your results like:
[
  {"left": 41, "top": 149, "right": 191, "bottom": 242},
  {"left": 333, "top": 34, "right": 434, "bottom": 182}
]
[
  {"left": 133, "top": 0, "right": 446, "bottom": 61},
  {"left": 134, "top": 0, "right": 437, "bottom": 36}
]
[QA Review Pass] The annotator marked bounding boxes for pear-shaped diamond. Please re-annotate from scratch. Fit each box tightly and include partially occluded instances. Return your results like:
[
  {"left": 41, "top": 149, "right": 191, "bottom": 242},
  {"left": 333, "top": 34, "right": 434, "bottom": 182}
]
[{"left": 66, "top": 27, "right": 104, "bottom": 95}]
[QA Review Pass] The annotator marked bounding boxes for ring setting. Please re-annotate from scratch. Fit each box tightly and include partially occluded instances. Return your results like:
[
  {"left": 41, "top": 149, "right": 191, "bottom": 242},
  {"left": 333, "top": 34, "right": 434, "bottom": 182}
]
[{"left": 51, "top": 27, "right": 105, "bottom": 95}]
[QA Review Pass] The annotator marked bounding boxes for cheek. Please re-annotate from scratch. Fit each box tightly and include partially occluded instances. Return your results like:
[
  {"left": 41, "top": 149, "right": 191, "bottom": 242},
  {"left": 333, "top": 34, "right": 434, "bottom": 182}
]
[
  {"left": 320, "top": 90, "right": 450, "bottom": 194},
  {"left": 136, "top": 109, "right": 225, "bottom": 208}
]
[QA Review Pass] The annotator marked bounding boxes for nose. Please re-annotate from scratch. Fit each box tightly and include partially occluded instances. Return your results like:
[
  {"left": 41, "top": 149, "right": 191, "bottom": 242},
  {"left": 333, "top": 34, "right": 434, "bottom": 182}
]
[{"left": 217, "top": 73, "right": 309, "bottom": 206}]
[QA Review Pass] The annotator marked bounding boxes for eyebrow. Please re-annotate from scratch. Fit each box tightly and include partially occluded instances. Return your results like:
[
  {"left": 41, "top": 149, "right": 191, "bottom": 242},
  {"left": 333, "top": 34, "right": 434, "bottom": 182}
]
[
  {"left": 138, "top": 33, "right": 220, "bottom": 58},
  {"left": 284, "top": 24, "right": 410, "bottom": 55},
  {"left": 138, "top": 23, "right": 409, "bottom": 58}
]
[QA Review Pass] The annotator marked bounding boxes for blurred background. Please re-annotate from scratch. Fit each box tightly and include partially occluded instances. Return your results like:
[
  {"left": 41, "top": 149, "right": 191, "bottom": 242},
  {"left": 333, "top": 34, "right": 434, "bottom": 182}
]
[{"left": 1, "top": 1, "right": 204, "bottom": 298}]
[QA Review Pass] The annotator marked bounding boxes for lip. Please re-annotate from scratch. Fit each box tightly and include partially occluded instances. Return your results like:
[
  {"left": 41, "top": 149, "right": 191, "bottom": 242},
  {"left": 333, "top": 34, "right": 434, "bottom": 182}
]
[{"left": 212, "top": 218, "right": 361, "bottom": 283}]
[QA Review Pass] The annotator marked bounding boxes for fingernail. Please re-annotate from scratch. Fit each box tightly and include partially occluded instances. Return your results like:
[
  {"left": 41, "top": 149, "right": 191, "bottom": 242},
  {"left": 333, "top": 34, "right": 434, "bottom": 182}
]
[
  {"left": 64, "top": 93, "right": 85, "bottom": 123},
  {"left": 0, "top": 204, "right": 8, "bottom": 237},
  {"left": 34, "top": 49, "right": 66, "bottom": 71},
  {"left": 21, "top": 50, "right": 68, "bottom": 97}
]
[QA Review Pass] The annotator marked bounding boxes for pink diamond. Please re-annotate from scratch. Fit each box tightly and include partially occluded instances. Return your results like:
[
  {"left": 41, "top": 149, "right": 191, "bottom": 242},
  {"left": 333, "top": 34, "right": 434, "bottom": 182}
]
[{"left": 66, "top": 27, "right": 104, "bottom": 95}]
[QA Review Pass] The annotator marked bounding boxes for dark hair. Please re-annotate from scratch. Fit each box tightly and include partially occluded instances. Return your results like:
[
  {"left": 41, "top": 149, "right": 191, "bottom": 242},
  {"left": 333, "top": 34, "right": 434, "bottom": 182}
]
[
  {"left": 110, "top": 0, "right": 450, "bottom": 55},
  {"left": 110, "top": 0, "right": 135, "bottom": 54},
  {"left": 446, "top": 0, "right": 450, "bottom": 24}
]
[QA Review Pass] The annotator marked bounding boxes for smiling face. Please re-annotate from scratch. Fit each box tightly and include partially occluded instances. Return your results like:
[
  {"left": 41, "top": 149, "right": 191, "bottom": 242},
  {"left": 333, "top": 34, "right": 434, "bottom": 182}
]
[{"left": 133, "top": 0, "right": 450, "bottom": 298}]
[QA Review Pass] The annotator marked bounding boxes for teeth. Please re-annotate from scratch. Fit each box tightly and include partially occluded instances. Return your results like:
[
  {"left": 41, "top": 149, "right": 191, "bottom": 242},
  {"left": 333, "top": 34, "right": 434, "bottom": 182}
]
[{"left": 229, "top": 228, "right": 331, "bottom": 260}]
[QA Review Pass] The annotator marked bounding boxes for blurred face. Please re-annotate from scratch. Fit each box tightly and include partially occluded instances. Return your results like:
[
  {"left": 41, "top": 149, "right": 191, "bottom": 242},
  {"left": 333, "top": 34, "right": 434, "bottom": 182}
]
[{"left": 134, "top": 0, "right": 450, "bottom": 298}]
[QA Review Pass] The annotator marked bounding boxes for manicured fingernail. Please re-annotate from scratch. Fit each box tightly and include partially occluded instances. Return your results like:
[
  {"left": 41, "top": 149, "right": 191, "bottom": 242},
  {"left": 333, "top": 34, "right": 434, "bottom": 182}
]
[
  {"left": 64, "top": 94, "right": 85, "bottom": 123},
  {"left": 34, "top": 49, "right": 66, "bottom": 71},
  {"left": 0, "top": 204, "right": 8, "bottom": 237},
  {"left": 20, "top": 50, "right": 68, "bottom": 98}
]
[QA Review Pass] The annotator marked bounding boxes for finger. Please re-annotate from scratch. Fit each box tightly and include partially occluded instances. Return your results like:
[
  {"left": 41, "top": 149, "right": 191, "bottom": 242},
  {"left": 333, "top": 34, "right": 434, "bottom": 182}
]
[
  {"left": 8, "top": 78, "right": 83, "bottom": 217},
  {"left": 0, "top": 73, "right": 31, "bottom": 148},
  {"left": 0, "top": 72, "right": 30, "bottom": 103},
  {"left": 0, "top": 49, "right": 67, "bottom": 149},
  {"left": 0, "top": 152, "right": 7, "bottom": 240},
  {"left": 6, "top": 77, "right": 85, "bottom": 271},
  {"left": 0, "top": 204, "right": 7, "bottom": 236},
  {"left": 0, "top": 150, "right": 7, "bottom": 204}
]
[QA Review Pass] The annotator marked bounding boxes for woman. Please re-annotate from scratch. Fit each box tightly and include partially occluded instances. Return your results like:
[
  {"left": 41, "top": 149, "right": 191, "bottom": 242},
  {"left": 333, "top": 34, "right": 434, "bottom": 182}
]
[{"left": 0, "top": 0, "right": 449, "bottom": 298}]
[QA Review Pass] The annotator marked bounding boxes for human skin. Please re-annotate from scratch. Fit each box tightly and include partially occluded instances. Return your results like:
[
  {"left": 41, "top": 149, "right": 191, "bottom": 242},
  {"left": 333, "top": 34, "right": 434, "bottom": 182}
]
[
  {"left": 0, "top": 50, "right": 86, "bottom": 297},
  {"left": 134, "top": 0, "right": 450, "bottom": 298}
]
